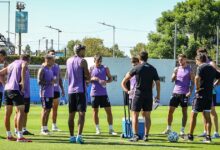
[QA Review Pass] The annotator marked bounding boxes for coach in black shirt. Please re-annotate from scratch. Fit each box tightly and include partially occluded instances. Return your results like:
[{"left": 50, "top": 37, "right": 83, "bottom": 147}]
[
  {"left": 188, "top": 54, "right": 220, "bottom": 143},
  {"left": 121, "top": 51, "right": 160, "bottom": 142}
]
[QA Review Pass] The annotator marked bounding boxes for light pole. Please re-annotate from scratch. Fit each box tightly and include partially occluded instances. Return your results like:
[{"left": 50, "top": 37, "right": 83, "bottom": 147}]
[
  {"left": 16, "top": 1, "right": 26, "bottom": 55},
  {"left": 0, "top": 1, "right": 10, "bottom": 50},
  {"left": 173, "top": 24, "right": 177, "bottom": 61},
  {"left": 98, "top": 22, "right": 116, "bottom": 57},
  {"left": 217, "top": 26, "right": 219, "bottom": 65},
  {"left": 45, "top": 26, "right": 62, "bottom": 51}
]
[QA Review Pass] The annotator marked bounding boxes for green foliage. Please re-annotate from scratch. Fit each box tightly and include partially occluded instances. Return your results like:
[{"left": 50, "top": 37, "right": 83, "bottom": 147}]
[
  {"left": 5, "top": 56, "right": 67, "bottom": 65},
  {"left": 145, "top": 0, "right": 220, "bottom": 59},
  {"left": 66, "top": 37, "right": 125, "bottom": 57}
]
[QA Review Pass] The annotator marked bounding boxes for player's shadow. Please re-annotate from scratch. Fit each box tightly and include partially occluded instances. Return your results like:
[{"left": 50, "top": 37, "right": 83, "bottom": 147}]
[{"left": 84, "top": 141, "right": 201, "bottom": 148}]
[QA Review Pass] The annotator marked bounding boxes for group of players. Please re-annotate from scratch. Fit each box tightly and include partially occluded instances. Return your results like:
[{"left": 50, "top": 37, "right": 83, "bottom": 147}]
[
  {"left": 0, "top": 44, "right": 220, "bottom": 144},
  {"left": 121, "top": 48, "right": 220, "bottom": 143},
  {"left": 0, "top": 44, "right": 117, "bottom": 143}
]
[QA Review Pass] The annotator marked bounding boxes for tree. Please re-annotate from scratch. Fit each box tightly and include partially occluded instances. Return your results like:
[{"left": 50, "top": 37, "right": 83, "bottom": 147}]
[
  {"left": 146, "top": 0, "right": 220, "bottom": 59},
  {"left": 130, "top": 43, "right": 147, "bottom": 57},
  {"left": 66, "top": 37, "right": 125, "bottom": 57},
  {"left": 23, "top": 44, "right": 31, "bottom": 55}
]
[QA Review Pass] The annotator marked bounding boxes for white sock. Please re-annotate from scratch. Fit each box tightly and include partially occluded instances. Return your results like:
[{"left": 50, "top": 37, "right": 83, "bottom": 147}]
[
  {"left": 96, "top": 125, "right": 100, "bottom": 130},
  {"left": 22, "top": 127, "right": 26, "bottom": 131},
  {"left": 17, "top": 131, "right": 23, "bottom": 138},
  {"left": 77, "top": 135, "right": 82, "bottom": 138},
  {"left": 181, "top": 127, "right": 185, "bottom": 132},
  {"left": 167, "top": 125, "right": 171, "bottom": 130},
  {"left": 52, "top": 123, "right": 57, "bottom": 127},
  {"left": 6, "top": 131, "right": 12, "bottom": 137},
  {"left": 204, "top": 130, "right": 207, "bottom": 133},
  {"left": 214, "top": 131, "right": 218, "bottom": 134},
  {"left": 109, "top": 125, "right": 113, "bottom": 130},
  {"left": 70, "top": 136, "right": 75, "bottom": 139},
  {"left": 14, "top": 128, "right": 18, "bottom": 133}
]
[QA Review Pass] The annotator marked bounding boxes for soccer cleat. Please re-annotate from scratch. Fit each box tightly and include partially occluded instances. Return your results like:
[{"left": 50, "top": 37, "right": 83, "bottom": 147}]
[
  {"left": 212, "top": 133, "right": 220, "bottom": 139},
  {"left": 129, "top": 134, "right": 139, "bottom": 142},
  {"left": 179, "top": 131, "right": 185, "bottom": 136},
  {"left": 203, "top": 135, "right": 211, "bottom": 143},
  {"left": 52, "top": 126, "right": 62, "bottom": 132},
  {"left": 6, "top": 136, "right": 17, "bottom": 141},
  {"left": 23, "top": 130, "right": 34, "bottom": 135},
  {"left": 17, "top": 137, "right": 32, "bottom": 142},
  {"left": 40, "top": 130, "right": 51, "bottom": 135},
  {"left": 143, "top": 135, "right": 149, "bottom": 141},
  {"left": 76, "top": 136, "right": 84, "bottom": 144},
  {"left": 162, "top": 129, "right": 171, "bottom": 134},
  {"left": 96, "top": 129, "right": 101, "bottom": 135},
  {"left": 109, "top": 129, "right": 117, "bottom": 135},
  {"left": 69, "top": 136, "right": 76, "bottom": 143},
  {"left": 187, "top": 134, "right": 194, "bottom": 142},
  {"left": 197, "top": 132, "right": 206, "bottom": 137}
]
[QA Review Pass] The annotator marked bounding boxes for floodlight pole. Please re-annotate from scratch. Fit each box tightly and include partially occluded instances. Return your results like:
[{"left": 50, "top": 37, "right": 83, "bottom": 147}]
[
  {"left": 217, "top": 26, "right": 219, "bottom": 65},
  {"left": 98, "top": 22, "right": 116, "bottom": 57},
  {"left": 174, "top": 24, "right": 177, "bottom": 61},
  {"left": 45, "top": 26, "right": 62, "bottom": 51}
]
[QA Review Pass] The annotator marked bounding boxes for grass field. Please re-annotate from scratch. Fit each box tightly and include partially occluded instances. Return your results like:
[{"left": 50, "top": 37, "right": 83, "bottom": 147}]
[{"left": 0, "top": 105, "right": 220, "bottom": 150}]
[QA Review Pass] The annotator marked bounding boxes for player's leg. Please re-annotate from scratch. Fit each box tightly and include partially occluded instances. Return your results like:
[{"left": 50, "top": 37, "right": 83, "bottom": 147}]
[
  {"left": 52, "top": 92, "right": 61, "bottom": 131},
  {"left": 211, "top": 94, "right": 220, "bottom": 138},
  {"left": 142, "top": 111, "right": 151, "bottom": 141},
  {"left": 203, "top": 110, "right": 212, "bottom": 142},
  {"left": 163, "top": 95, "right": 178, "bottom": 134},
  {"left": 76, "top": 93, "right": 87, "bottom": 144},
  {"left": 102, "top": 96, "right": 117, "bottom": 135},
  {"left": 23, "top": 98, "right": 34, "bottom": 135},
  {"left": 5, "top": 105, "right": 15, "bottom": 140},
  {"left": 181, "top": 107, "right": 187, "bottom": 135},
  {"left": 91, "top": 96, "right": 100, "bottom": 134},
  {"left": 188, "top": 111, "right": 198, "bottom": 141},
  {"left": 15, "top": 105, "right": 25, "bottom": 140},
  {"left": 130, "top": 95, "right": 141, "bottom": 142},
  {"left": 41, "top": 98, "right": 52, "bottom": 135}
]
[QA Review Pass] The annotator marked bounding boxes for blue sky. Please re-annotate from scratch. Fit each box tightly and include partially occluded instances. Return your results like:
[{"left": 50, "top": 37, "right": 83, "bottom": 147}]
[{"left": 0, "top": 0, "right": 183, "bottom": 56}]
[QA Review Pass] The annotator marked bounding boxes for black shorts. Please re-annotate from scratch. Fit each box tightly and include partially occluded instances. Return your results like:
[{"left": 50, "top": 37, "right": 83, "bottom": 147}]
[
  {"left": 131, "top": 95, "right": 153, "bottom": 112},
  {"left": 0, "top": 92, "right": 3, "bottom": 108},
  {"left": 192, "top": 91, "right": 212, "bottom": 112},
  {"left": 91, "top": 95, "right": 111, "bottom": 108},
  {"left": 68, "top": 93, "right": 87, "bottom": 113},
  {"left": 212, "top": 94, "right": 217, "bottom": 107},
  {"left": 54, "top": 92, "right": 60, "bottom": 99},
  {"left": 24, "top": 98, "right": 30, "bottom": 113},
  {"left": 4, "top": 90, "right": 24, "bottom": 106},
  {"left": 169, "top": 94, "right": 189, "bottom": 108},
  {"left": 41, "top": 97, "right": 53, "bottom": 109}
]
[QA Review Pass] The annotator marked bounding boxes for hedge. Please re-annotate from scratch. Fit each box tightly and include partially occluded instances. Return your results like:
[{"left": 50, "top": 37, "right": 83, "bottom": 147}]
[{"left": 5, "top": 56, "right": 68, "bottom": 65}]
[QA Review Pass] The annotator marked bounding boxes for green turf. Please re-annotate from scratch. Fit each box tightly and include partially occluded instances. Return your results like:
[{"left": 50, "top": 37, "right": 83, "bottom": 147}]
[{"left": 0, "top": 105, "right": 220, "bottom": 150}]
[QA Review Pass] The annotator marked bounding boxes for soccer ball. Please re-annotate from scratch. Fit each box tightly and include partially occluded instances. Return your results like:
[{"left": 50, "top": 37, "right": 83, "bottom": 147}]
[{"left": 168, "top": 132, "right": 179, "bottom": 142}]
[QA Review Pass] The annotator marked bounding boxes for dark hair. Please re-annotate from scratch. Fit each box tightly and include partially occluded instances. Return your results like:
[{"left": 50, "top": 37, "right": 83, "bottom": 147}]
[
  {"left": 178, "top": 54, "right": 186, "bottom": 59},
  {"left": 0, "top": 49, "right": 7, "bottom": 56},
  {"left": 48, "top": 50, "right": 55, "bottom": 54},
  {"left": 195, "top": 54, "right": 206, "bottom": 63},
  {"left": 197, "top": 48, "right": 207, "bottom": 54},
  {"left": 131, "top": 57, "right": 139, "bottom": 63},
  {"left": 94, "top": 54, "right": 102, "bottom": 61},
  {"left": 139, "top": 51, "right": 148, "bottom": 62},
  {"left": 74, "top": 44, "right": 86, "bottom": 54},
  {"left": 20, "top": 54, "right": 30, "bottom": 61}
]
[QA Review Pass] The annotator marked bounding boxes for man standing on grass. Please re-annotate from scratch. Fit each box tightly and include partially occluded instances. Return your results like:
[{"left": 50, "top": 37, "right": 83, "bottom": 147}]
[
  {"left": 196, "top": 48, "right": 220, "bottom": 138},
  {"left": 162, "top": 54, "right": 194, "bottom": 136},
  {"left": 47, "top": 50, "right": 65, "bottom": 132},
  {"left": 14, "top": 55, "right": 34, "bottom": 136},
  {"left": 90, "top": 55, "right": 117, "bottom": 135},
  {"left": 0, "top": 54, "right": 32, "bottom": 142},
  {"left": 187, "top": 54, "right": 220, "bottom": 143},
  {"left": 121, "top": 51, "right": 160, "bottom": 142},
  {"left": 38, "top": 54, "right": 55, "bottom": 135},
  {"left": 0, "top": 49, "right": 7, "bottom": 109},
  {"left": 67, "top": 44, "right": 90, "bottom": 144}
]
